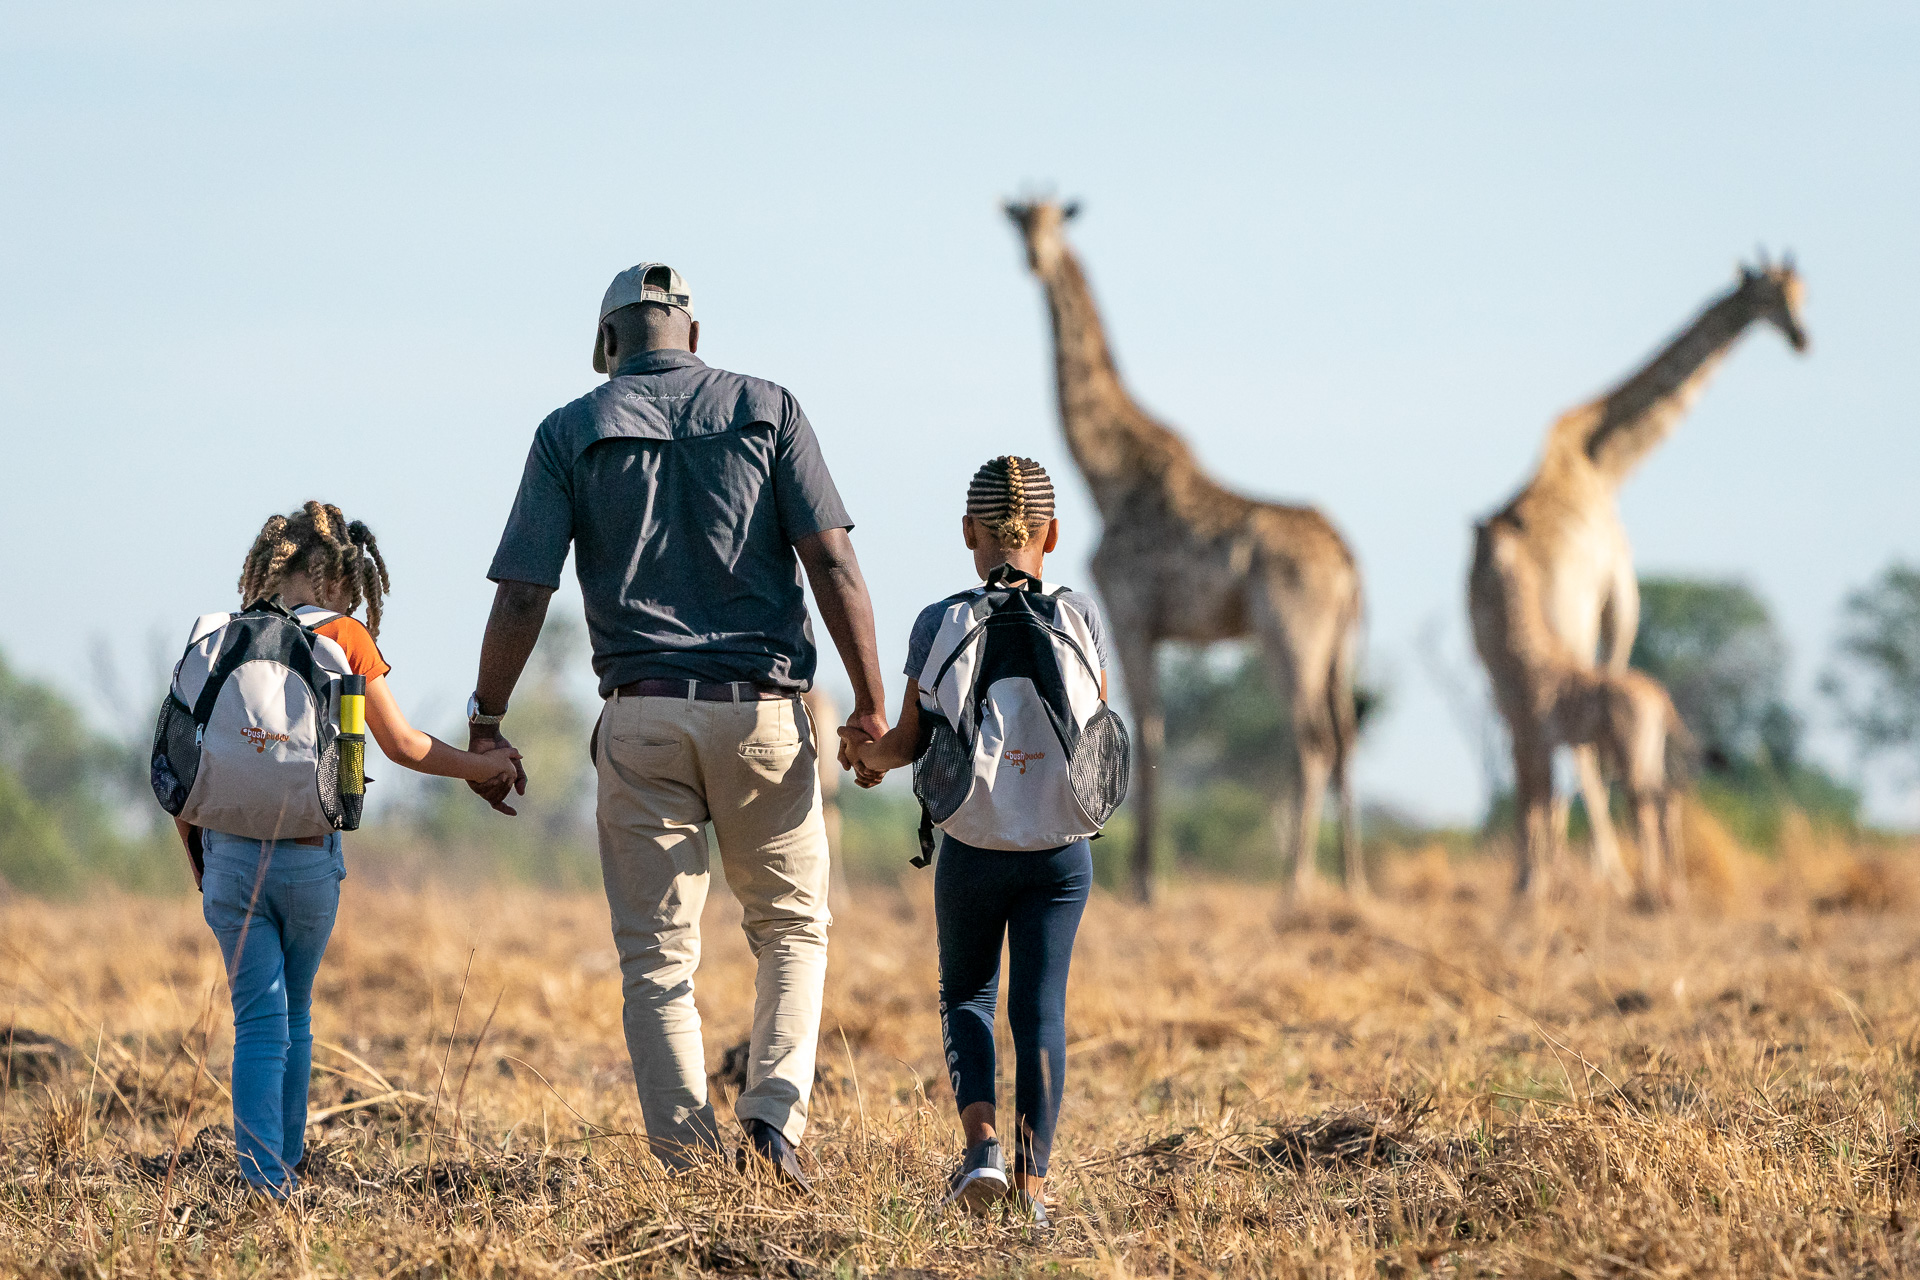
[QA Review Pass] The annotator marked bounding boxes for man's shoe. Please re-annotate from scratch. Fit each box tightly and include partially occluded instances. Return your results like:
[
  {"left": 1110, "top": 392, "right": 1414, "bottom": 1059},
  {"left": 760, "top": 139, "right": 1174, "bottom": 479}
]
[
  {"left": 740, "top": 1118, "right": 811, "bottom": 1190},
  {"left": 942, "top": 1138, "right": 1010, "bottom": 1215}
]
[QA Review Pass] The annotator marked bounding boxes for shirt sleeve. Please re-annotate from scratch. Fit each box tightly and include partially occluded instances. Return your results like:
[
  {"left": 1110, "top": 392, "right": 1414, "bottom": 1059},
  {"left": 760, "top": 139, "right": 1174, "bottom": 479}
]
[
  {"left": 317, "top": 617, "right": 392, "bottom": 681},
  {"left": 773, "top": 391, "right": 853, "bottom": 543},
  {"left": 1064, "top": 591, "right": 1111, "bottom": 672},
  {"left": 903, "top": 603, "right": 947, "bottom": 681},
  {"left": 486, "top": 415, "right": 574, "bottom": 588}
]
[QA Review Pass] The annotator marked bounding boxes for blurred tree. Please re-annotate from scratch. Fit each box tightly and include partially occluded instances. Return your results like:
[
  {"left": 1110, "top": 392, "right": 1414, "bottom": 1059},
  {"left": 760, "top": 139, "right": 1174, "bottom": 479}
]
[
  {"left": 1822, "top": 560, "right": 1920, "bottom": 788},
  {"left": 1159, "top": 644, "right": 1383, "bottom": 789},
  {"left": 1150, "top": 644, "right": 1384, "bottom": 873},
  {"left": 1629, "top": 577, "right": 1791, "bottom": 772},
  {"left": 0, "top": 648, "right": 159, "bottom": 893},
  {"left": 1629, "top": 576, "right": 1857, "bottom": 844}
]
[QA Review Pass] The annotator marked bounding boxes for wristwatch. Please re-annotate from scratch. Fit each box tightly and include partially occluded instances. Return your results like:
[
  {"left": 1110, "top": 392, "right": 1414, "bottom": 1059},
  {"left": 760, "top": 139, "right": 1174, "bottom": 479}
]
[{"left": 467, "top": 693, "right": 507, "bottom": 728}]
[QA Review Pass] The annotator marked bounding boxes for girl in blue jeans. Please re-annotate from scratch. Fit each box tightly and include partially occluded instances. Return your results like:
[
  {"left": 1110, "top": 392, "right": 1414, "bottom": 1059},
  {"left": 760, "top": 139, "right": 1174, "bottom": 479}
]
[
  {"left": 183, "top": 503, "right": 519, "bottom": 1196},
  {"left": 854, "top": 458, "right": 1106, "bottom": 1228}
]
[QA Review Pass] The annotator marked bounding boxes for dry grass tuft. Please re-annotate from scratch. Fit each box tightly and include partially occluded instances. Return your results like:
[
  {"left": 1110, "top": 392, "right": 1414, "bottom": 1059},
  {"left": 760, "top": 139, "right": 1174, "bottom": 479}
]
[{"left": 4, "top": 834, "right": 1920, "bottom": 1276}]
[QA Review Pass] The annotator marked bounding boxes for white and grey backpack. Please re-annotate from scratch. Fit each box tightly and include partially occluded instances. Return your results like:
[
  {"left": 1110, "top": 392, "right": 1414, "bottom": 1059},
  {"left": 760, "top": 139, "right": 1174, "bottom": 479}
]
[
  {"left": 910, "top": 564, "right": 1131, "bottom": 865},
  {"left": 150, "top": 597, "right": 361, "bottom": 840}
]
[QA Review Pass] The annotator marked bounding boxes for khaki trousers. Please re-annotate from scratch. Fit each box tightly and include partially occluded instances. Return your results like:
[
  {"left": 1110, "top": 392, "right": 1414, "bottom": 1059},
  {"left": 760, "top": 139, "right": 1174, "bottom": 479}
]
[{"left": 595, "top": 690, "right": 831, "bottom": 1166}]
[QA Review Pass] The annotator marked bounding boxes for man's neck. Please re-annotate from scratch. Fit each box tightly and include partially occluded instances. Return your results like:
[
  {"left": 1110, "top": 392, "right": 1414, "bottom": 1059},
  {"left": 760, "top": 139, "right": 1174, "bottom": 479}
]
[{"left": 612, "top": 345, "right": 701, "bottom": 376}]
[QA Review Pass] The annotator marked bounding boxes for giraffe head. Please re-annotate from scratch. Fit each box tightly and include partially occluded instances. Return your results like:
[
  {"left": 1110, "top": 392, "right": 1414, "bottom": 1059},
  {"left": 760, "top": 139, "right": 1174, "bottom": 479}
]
[
  {"left": 1003, "top": 197, "right": 1081, "bottom": 276},
  {"left": 1737, "top": 252, "right": 1809, "bottom": 352}
]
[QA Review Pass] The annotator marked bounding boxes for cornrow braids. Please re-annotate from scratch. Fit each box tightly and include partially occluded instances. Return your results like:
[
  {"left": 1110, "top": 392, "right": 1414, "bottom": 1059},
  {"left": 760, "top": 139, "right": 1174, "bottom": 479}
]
[
  {"left": 966, "top": 455, "right": 1056, "bottom": 550},
  {"left": 234, "top": 501, "right": 392, "bottom": 638}
]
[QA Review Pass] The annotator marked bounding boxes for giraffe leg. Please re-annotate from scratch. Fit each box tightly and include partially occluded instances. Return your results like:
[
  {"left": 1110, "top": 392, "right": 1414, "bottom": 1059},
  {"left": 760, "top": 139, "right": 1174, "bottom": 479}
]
[
  {"left": 1574, "top": 745, "right": 1631, "bottom": 895},
  {"left": 1548, "top": 788, "right": 1572, "bottom": 873},
  {"left": 1513, "top": 734, "right": 1554, "bottom": 900},
  {"left": 1326, "top": 607, "right": 1367, "bottom": 897},
  {"left": 1105, "top": 618, "right": 1162, "bottom": 906},
  {"left": 1662, "top": 792, "right": 1687, "bottom": 906},
  {"left": 1289, "top": 741, "right": 1333, "bottom": 900},
  {"left": 1247, "top": 610, "right": 1322, "bottom": 897},
  {"left": 1330, "top": 728, "right": 1364, "bottom": 896},
  {"left": 1635, "top": 791, "right": 1664, "bottom": 909}
]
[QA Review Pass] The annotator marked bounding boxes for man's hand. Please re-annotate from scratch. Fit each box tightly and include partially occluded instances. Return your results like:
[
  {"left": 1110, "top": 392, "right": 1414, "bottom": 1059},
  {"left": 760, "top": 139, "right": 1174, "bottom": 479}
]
[
  {"left": 839, "top": 709, "right": 888, "bottom": 789},
  {"left": 838, "top": 709, "right": 886, "bottom": 768},
  {"left": 468, "top": 727, "right": 528, "bottom": 815},
  {"left": 838, "top": 726, "right": 886, "bottom": 789}
]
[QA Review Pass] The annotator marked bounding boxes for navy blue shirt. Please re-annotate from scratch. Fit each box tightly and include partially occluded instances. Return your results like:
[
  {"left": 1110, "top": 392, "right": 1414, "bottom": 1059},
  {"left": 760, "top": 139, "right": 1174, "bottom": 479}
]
[{"left": 488, "top": 349, "right": 852, "bottom": 695}]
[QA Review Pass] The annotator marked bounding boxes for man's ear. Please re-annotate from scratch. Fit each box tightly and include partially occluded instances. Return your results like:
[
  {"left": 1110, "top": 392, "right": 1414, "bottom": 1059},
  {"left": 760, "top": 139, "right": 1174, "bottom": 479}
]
[
  {"left": 688, "top": 320, "right": 700, "bottom": 354},
  {"left": 1042, "top": 519, "right": 1060, "bottom": 554},
  {"left": 600, "top": 321, "right": 618, "bottom": 365},
  {"left": 961, "top": 515, "right": 979, "bottom": 551}
]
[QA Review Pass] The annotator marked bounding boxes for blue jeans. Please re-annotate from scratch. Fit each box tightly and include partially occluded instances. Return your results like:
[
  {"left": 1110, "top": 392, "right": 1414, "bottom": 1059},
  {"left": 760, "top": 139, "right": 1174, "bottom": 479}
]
[
  {"left": 934, "top": 835, "right": 1092, "bottom": 1178},
  {"left": 200, "top": 830, "right": 344, "bottom": 1194}
]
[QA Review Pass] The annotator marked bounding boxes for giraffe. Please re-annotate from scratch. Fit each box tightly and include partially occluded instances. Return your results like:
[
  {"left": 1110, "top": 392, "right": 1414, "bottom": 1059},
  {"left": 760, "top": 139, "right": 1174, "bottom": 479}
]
[
  {"left": 1470, "top": 255, "right": 1807, "bottom": 897},
  {"left": 1005, "top": 198, "right": 1366, "bottom": 902},
  {"left": 1472, "top": 519, "right": 1695, "bottom": 902}
]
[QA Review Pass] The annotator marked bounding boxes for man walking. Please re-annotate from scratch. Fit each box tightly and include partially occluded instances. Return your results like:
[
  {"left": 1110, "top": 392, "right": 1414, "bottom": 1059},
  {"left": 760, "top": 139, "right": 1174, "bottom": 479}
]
[{"left": 468, "top": 262, "right": 888, "bottom": 1181}]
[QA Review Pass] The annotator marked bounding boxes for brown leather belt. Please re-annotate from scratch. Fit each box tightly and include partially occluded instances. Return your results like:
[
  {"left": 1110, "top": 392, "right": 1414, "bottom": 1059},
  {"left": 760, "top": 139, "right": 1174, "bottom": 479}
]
[{"left": 614, "top": 678, "right": 790, "bottom": 702}]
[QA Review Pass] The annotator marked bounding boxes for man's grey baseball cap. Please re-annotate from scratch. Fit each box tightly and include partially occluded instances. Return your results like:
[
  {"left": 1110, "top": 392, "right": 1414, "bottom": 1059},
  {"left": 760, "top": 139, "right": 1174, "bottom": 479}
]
[{"left": 593, "top": 262, "right": 693, "bottom": 372}]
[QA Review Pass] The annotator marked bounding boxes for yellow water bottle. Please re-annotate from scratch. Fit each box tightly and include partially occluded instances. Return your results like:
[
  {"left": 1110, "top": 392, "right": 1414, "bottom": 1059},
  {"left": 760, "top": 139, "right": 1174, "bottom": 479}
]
[{"left": 338, "top": 674, "right": 366, "bottom": 829}]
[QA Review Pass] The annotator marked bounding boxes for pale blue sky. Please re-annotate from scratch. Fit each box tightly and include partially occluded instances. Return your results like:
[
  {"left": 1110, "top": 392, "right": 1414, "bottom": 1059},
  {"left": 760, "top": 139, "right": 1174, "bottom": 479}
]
[{"left": 3, "top": 3, "right": 1916, "bottom": 823}]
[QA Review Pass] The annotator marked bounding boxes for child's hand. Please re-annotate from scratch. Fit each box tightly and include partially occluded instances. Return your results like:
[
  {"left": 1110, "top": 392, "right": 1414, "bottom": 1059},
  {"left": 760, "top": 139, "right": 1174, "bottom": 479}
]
[
  {"left": 477, "top": 746, "right": 522, "bottom": 788},
  {"left": 852, "top": 740, "right": 887, "bottom": 789}
]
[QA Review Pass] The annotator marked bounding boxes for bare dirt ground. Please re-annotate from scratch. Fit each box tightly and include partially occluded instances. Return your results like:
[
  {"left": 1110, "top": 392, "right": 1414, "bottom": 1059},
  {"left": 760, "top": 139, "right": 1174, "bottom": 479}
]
[{"left": 4, "top": 810, "right": 1920, "bottom": 1277}]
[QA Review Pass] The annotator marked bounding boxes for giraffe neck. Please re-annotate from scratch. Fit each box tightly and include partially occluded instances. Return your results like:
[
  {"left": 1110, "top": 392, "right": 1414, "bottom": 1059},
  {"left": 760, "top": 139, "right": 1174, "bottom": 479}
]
[
  {"left": 1569, "top": 283, "right": 1765, "bottom": 485},
  {"left": 1035, "top": 249, "right": 1181, "bottom": 516}
]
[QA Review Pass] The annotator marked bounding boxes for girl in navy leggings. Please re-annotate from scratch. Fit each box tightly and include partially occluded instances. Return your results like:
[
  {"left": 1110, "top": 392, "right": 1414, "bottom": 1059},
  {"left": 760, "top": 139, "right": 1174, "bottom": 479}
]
[{"left": 854, "top": 457, "right": 1106, "bottom": 1227}]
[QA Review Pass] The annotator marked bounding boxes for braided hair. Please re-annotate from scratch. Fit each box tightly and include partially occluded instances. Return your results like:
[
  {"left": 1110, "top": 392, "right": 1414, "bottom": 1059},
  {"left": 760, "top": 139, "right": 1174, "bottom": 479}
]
[
  {"left": 237, "top": 501, "right": 392, "bottom": 638},
  {"left": 965, "top": 455, "right": 1056, "bottom": 549}
]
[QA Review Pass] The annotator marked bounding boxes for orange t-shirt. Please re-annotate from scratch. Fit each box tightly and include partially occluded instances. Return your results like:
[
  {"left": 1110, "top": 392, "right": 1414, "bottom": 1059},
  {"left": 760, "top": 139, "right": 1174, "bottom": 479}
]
[{"left": 313, "top": 615, "right": 391, "bottom": 681}]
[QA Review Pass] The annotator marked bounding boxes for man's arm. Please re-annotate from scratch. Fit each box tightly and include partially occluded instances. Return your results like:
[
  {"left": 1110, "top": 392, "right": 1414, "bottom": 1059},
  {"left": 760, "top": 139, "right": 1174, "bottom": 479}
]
[
  {"left": 793, "top": 528, "right": 888, "bottom": 767},
  {"left": 467, "top": 579, "right": 554, "bottom": 813}
]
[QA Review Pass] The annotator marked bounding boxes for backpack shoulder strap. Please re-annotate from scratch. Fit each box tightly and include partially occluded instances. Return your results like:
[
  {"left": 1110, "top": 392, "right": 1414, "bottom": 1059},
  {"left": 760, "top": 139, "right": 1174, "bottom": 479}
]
[
  {"left": 983, "top": 562, "right": 1041, "bottom": 593},
  {"left": 242, "top": 594, "right": 298, "bottom": 621},
  {"left": 188, "top": 613, "right": 330, "bottom": 727},
  {"left": 291, "top": 605, "right": 343, "bottom": 631},
  {"left": 911, "top": 805, "right": 937, "bottom": 869}
]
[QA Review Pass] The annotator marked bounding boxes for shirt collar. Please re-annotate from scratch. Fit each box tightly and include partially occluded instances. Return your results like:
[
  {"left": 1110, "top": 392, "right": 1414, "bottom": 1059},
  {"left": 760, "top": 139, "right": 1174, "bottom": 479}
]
[{"left": 613, "top": 349, "right": 706, "bottom": 377}]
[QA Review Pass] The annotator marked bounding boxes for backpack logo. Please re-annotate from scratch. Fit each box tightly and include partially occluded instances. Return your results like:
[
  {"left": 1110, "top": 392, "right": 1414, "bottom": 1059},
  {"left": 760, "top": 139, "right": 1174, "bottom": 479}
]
[
  {"left": 1003, "top": 749, "right": 1045, "bottom": 775},
  {"left": 240, "top": 726, "right": 290, "bottom": 754}
]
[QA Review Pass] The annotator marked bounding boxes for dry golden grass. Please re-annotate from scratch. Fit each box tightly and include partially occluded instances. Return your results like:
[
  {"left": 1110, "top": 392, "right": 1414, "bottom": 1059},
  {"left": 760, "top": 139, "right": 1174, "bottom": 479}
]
[{"left": 5, "top": 826, "right": 1920, "bottom": 1277}]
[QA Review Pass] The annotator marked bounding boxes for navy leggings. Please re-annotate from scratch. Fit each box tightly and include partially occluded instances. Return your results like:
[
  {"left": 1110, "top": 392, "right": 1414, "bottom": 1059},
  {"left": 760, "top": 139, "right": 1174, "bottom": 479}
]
[{"left": 934, "top": 834, "right": 1092, "bottom": 1178}]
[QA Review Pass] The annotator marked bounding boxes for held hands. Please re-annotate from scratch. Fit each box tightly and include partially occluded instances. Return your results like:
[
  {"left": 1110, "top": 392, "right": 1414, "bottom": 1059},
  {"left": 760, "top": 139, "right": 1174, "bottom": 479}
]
[
  {"left": 468, "top": 729, "right": 529, "bottom": 816},
  {"left": 839, "top": 733, "right": 886, "bottom": 788},
  {"left": 479, "top": 746, "right": 523, "bottom": 789},
  {"left": 837, "top": 708, "right": 889, "bottom": 790}
]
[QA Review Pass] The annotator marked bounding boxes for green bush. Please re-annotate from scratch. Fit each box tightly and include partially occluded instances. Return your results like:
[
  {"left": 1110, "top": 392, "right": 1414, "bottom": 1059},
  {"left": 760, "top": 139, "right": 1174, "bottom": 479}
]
[{"left": 0, "top": 647, "right": 185, "bottom": 896}]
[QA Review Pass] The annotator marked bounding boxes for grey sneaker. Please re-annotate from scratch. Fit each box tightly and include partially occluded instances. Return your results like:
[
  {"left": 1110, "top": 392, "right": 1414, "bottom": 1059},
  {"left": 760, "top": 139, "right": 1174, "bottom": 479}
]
[
  {"left": 943, "top": 1138, "right": 1010, "bottom": 1215},
  {"left": 1014, "top": 1188, "right": 1052, "bottom": 1236}
]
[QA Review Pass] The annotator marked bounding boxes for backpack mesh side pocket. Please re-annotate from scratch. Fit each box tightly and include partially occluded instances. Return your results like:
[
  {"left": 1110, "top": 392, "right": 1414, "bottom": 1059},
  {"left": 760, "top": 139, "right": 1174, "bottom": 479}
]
[
  {"left": 1068, "top": 704, "right": 1132, "bottom": 827},
  {"left": 315, "top": 738, "right": 344, "bottom": 829},
  {"left": 149, "top": 694, "right": 200, "bottom": 815},
  {"left": 912, "top": 718, "right": 974, "bottom": 825}
]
